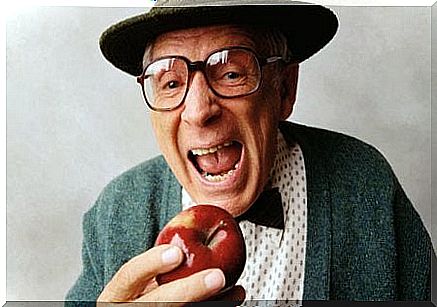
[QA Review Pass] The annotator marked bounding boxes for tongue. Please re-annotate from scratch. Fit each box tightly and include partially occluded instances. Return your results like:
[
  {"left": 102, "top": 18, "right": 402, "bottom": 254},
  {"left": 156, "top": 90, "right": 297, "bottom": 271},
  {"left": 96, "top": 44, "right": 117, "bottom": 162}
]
[{"left": 195, "top": 143, "right": 242, "bottom": 175}]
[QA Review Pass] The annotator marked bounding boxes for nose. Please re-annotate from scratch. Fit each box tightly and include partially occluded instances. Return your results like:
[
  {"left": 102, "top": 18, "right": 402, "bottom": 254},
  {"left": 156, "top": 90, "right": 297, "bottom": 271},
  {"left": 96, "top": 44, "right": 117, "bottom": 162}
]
[{"left": 180, "top": 72, "right": 222, "bottom": 127}]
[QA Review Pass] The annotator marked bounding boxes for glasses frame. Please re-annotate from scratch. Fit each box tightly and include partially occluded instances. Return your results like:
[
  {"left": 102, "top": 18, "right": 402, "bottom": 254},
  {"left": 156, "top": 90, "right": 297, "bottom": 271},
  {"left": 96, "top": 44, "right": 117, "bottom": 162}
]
[{"left": 136, "top": 46, "right": 290, "bottom": 112}]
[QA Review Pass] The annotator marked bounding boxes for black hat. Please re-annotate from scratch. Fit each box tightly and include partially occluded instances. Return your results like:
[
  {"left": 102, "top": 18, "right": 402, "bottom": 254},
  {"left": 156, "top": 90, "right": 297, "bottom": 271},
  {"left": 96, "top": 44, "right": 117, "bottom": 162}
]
[{"left": 99, "top": 0, "right": 338, "bottom": 76}]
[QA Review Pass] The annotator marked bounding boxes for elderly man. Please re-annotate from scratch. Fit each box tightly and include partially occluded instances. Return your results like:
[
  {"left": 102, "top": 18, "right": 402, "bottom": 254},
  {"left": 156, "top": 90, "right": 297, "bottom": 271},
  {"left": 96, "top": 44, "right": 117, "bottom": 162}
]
[{"left": 66, "top": 0, "right": 433, "bottom": 304}]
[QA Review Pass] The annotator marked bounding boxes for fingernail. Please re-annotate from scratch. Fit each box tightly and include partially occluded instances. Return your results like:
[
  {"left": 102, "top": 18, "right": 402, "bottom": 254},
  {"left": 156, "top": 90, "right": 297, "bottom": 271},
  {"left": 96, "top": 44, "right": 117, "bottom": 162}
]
[
  {"left": 161, "top": 246, "right": 181, "bottom": 265},
  {"left": 204, "top": 270, "right": 225, "bottom": 290}
]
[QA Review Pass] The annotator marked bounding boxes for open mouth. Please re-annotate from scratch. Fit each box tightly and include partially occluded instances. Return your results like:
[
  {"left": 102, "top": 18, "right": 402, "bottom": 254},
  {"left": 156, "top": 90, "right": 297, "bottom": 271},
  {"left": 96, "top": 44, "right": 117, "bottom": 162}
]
[{"left": 188, "top": 141, "right": 243, "bottom": 183}]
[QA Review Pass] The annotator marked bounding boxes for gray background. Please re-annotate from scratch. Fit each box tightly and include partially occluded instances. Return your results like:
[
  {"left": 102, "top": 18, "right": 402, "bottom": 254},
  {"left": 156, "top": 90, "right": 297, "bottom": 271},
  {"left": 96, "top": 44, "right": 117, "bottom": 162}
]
[{"left": 6, "top": 5, "right": 435, "bottom": 301}]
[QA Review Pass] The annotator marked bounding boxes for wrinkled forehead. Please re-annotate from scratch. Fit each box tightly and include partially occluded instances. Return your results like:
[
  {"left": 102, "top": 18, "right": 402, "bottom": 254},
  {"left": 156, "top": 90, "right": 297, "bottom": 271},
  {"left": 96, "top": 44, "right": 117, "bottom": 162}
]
[{"left": 149, "top": 25, "right": 260, "bottom": 60}]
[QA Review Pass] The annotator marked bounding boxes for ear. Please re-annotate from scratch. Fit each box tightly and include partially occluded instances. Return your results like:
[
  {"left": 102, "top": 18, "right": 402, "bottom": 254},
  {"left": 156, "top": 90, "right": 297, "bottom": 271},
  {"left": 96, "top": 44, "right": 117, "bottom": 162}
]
[{"left": 279, "top": 64, "right": 299, "bottom": 121}]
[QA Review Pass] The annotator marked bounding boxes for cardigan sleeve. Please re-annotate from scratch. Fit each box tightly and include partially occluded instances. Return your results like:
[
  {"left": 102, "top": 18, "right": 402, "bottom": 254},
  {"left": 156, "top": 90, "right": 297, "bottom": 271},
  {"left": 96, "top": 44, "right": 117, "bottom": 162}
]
[
  {"left": 393, "top": 179, "right": 433, "bottom": 301},
  {"left": 65, "top": 207, "right": 104, "bottom": 306},
  {"left": 64, "top": 156, "right": 180, "bottom": 306}
]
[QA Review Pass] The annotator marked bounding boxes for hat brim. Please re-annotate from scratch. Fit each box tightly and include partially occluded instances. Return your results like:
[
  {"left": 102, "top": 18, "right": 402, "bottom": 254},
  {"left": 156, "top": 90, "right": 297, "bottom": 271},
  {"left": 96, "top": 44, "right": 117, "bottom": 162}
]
[{"left": 100, "top": 4, "right": 338, "bottom": 76}]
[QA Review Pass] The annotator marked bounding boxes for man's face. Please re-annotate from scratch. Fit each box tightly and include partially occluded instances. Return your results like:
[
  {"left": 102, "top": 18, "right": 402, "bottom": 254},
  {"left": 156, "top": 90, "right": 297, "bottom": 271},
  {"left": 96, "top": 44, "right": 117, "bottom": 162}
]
[{"left": 149, "top": 25, "right": 298, "bottom": 217}]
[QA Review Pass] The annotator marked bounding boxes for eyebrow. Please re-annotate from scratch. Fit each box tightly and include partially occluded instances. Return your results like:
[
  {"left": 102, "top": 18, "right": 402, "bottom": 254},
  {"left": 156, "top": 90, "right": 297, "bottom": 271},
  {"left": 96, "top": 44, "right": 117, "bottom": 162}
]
[{"left": 149, "top": 26, "right": 258, "bottom": 62}]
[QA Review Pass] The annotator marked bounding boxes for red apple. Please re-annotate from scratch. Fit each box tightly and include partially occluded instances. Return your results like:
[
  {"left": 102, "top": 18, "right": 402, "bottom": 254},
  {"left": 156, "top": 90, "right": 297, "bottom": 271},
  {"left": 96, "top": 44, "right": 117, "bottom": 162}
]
[{"left": 154, "top": 204, "right": 246, "bottom": 290}]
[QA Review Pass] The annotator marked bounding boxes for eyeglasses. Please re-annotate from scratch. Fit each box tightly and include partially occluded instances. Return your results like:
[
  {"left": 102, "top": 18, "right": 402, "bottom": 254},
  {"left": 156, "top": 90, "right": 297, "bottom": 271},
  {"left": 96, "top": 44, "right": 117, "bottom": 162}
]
[{"left": 136, "top": 46, "right": 290, "bottom": 112}]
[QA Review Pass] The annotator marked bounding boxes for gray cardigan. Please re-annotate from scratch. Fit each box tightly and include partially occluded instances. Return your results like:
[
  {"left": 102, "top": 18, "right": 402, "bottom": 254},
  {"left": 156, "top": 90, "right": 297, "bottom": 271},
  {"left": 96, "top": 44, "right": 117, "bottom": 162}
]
[{"left": 66, "top": 121, "right": 432, "bottom": 302}]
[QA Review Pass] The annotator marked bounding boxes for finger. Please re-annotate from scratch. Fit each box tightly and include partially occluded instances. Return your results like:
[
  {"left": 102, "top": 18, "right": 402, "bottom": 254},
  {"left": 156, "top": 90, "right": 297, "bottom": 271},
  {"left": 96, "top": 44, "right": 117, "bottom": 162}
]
[
  {"left": 98, "top": 244, "right": 184, "bottom": 302},
  {"left": 137, "top": 268, "right": 226, "bottom": 305}
]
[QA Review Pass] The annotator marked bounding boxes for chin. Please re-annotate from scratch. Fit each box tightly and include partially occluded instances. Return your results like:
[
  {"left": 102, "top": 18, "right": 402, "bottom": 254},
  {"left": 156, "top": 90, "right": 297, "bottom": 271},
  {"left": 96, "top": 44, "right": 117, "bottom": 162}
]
[{"left": 193, "top": 191, "right": 257, "bottom": 218}]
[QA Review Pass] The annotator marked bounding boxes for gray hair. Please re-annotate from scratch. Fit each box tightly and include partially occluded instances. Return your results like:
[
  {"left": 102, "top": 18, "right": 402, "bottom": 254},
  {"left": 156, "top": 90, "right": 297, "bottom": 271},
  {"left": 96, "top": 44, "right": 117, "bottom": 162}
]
[{"left": 245, "top": 26, "right": 292, "bottom": 90}]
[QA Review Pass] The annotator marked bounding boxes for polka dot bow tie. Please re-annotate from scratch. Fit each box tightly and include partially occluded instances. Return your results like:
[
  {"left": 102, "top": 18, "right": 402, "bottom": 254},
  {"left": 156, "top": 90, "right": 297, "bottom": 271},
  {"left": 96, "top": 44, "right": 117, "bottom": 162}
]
[{"left": 236, "top": 187, "right": 284, "bottom": 229}]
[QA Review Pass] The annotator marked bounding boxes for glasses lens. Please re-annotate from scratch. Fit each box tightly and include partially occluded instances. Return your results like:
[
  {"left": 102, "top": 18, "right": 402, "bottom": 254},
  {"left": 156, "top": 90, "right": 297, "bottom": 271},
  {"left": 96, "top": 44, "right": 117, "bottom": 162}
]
[
  {"left": 206, "top": 48, "right": 261, "bottom": 97},
  {"left": 143, "top": 58, "right": 188, "bottom": 110}
]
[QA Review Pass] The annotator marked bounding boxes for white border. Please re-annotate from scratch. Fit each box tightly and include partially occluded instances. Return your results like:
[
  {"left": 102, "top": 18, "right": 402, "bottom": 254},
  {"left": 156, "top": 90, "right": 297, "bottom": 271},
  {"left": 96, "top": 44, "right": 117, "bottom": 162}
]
[
  {"left": 2, "top": 0, "right": 437, "bottom": 8},
  {"left": 2, "top": 0, "right": 436, "bottom": 305},
  {"left": 1, "top": 2, "right": 6, "bottom": 306}
]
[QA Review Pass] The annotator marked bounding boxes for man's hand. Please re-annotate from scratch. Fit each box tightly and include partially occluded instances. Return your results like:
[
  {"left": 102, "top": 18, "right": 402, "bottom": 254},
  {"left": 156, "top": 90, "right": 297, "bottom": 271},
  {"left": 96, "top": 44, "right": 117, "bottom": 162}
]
[{"left": 97, "top": 244, "right": 245, "bottom": 305}]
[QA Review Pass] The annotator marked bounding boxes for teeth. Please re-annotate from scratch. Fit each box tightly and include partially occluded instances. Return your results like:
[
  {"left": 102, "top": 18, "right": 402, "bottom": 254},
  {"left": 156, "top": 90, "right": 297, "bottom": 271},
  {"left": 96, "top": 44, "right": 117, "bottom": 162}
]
[
  {"left": 191, "top": 141, "right": 233, "bottom": 156},
  {"left": 204, "top": 169, "right": 235, "bottom": 182}
]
